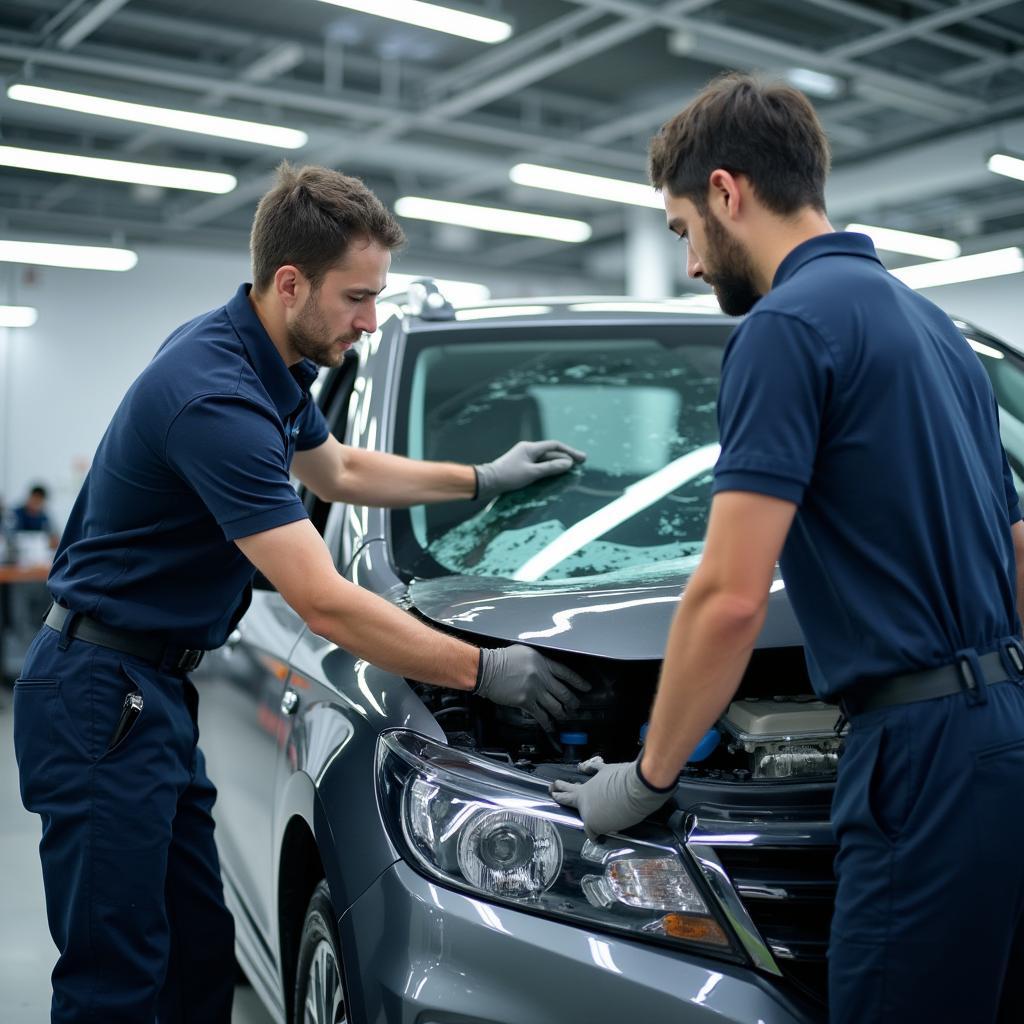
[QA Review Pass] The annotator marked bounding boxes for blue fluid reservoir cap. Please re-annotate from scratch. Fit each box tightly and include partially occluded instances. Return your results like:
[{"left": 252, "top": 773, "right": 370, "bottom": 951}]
[
  {"left": 688, "top": 728, "right": 721, "bottom": 764},
  {"left": 560, "top": 731, "right": 588, "bottom": 746}
]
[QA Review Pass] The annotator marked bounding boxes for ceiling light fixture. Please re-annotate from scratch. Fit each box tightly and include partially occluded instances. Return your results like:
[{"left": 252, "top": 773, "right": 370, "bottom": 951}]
[
  {"left": 313, "top": 0, "right": 512, "bottom": 44},
  {"left": 395, "top": 197, "right": 591, "bottom": 243},
  {"left": 510, "top": 164, "right": 662, "bottom": 209},
  {"left": 846, "top": 223, "right": 961, "bottom": 260},
  {"left": 7, "top": 84, "right": 308, "bottom": 149},
  {"left": 0, "top": 305, "right": 38, "bottom": 327},
  {"left": 988, "top": 153, "right": 1024, "bottom": 183},
  {"left": 890, "top": 247, "right": 1024, "bottom": 289},
  {"left": 784, "top": 68, "right": 843, "bottom": 99},
  {"left": 0, "top": 145, "right": 236, "bottom": 193},
  {"left": 0, "top": 239, "right": 138, "bottom": 271}
]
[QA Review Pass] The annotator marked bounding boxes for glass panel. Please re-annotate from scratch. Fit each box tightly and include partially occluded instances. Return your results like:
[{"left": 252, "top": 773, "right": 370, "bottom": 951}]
[{"left": 395, "top": 327, "right": 732, "bottom": 582}]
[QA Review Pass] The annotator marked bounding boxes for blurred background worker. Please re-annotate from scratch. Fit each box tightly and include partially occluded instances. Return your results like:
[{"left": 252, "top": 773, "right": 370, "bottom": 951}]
[{"left": 13, "top": 484, "right": 60, "bottom": 550}]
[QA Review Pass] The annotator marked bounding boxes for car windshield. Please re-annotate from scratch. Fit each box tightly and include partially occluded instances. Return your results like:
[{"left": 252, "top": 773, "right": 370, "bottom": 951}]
[{"left": 391, "top": 322, "right": 734, "bottom": 583}]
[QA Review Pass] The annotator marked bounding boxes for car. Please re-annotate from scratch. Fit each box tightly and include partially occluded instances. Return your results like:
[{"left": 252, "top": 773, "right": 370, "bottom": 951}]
[{"left": 193, "top": 284, "right": 1024, "bottom": 1024}]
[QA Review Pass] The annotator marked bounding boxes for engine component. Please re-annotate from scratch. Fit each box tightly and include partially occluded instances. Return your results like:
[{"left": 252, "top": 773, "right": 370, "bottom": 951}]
[{"left": 719, "top": 698, "right": 844, "bottom": 780}]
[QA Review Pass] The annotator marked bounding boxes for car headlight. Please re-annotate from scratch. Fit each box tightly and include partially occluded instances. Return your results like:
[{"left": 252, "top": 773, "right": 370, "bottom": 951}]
[{"left": 377, "top": 730, "right": 741, "bottom": 961}]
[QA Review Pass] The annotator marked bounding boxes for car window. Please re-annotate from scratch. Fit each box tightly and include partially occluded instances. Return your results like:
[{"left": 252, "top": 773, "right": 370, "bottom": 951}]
[{"left": 392, "top": 324, "right": 732, "bottom": 582}]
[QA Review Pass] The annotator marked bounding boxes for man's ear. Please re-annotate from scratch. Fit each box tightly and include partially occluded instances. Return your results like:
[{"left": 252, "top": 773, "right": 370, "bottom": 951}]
[
  {"left": 708, "top": 169, "right": 743, "bottom": 221},
  {"left": 274, "top": 265, "right": 305, "bottom": 309}
]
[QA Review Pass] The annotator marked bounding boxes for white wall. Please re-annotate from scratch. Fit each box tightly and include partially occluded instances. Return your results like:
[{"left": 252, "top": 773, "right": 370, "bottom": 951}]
[{"left": 0, "top": 246, "right": 250, "bottom": 527}]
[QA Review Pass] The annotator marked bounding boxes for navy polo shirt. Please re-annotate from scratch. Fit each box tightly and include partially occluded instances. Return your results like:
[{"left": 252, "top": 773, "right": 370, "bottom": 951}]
[
  {"left": 713, "top": 232, "right": 1021, "bottom": 699},
  {"left": 49, "top": 284, "right": 330, "bottom": 649}
]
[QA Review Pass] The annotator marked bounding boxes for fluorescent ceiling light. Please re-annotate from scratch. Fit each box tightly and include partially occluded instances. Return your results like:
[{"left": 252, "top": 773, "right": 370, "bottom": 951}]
[
  {"left": 0, "top": 239, "right": 138, "bottom": 271},
  {"left": 510, "top": 164, "right": 662, "bottom": 209},
  {"left": 0, "top": 305, "right": 38, "bottom": 327},
  {"left": 455, "top": 305, "right": 552, "bottom": 320},
  {"left": 7, "top": 84, "right": 307, "bottom": 149},
  {"left": 988, "top": 153, "right": 1024, "bottom": 183},
  {"left": 891, "top": 247, "right": 1024, "bottom": 289},
  {"left": 395, "top": 196, "right": 591, "bottom": 243},
  {"left": 967, "top": 338, "right": 1004, "bottom": 360},
  {"left": 384, "top": 273, "right": 491, "bottom": 305},
  {"left": 313, "top": 0, "right": 512, "bottom": 43},
  {"left": 784, "top": 68, "right": 842, "bottom": 99},
  {"left": 0, "top": 145, "right": 236, "bottom": 194},
  {"left": 846, "top": 223, "right": 960, "bottom": 260},
  {"left": 514, "top": 444, "right": 722, "bottom": 582}
]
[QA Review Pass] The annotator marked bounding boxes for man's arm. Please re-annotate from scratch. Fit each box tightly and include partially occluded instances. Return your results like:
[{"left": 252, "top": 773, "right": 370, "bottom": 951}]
[
  {"left": 292, "top": 434, "right": 584, "bottom": 507},
  {"left": 550, "top": 490, "right": 797, "bottom": 837},
  {"left": 1011, "top": 519, "right": 1024, "bottom": 633},
  {"left": 234, "top": 518, "right": 592, "bottom": 728},
  {"left": 639, "top": 490, "right": 797, "bottom": 787},
  {"left": 236, "top": 516, "right": 479, "bottom": 686}
]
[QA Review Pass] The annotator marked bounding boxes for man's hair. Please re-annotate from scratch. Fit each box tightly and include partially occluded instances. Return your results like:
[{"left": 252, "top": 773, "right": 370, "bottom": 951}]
[
  {"left": 29, "top": 484, "right": 47, "bottom": 499},
  {"left": 250, "top": 163, "right": 406, "bottom": 293},
  {"left": 648, "top": 73, "right": 831, "bottom": 216}
]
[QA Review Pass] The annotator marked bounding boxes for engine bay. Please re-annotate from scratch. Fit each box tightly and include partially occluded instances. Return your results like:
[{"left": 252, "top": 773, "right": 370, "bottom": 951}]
[{"left": 414, "top": 645, "right": 846, "bottom": 791}]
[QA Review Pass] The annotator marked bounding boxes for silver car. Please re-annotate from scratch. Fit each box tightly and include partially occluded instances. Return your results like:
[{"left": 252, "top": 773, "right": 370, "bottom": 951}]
[{"left": 194, "top": 288, "right": 1024, "bottom": 1024}]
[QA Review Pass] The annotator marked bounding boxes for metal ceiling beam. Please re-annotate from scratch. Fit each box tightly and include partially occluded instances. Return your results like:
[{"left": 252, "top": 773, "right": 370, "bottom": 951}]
[
  {"left": 799, "top": 0, "right": 1011, "bottom": 62},
  {"left": 827, "top": 0, "right": 1020, "bottom": 61},
  {"left": 424, "top": 6, "right": 608, "bottom": 101},
  {"left": 168, "top": 0, "right": 715, "bottom": 231},
  {"left": 55, "top": 0, "right": 132, "bottom": 51},
  {"left": 559, "top": 0, "right": 988, "bottom": 117}
]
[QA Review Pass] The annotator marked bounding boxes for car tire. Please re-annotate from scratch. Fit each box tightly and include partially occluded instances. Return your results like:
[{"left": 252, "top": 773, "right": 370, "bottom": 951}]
[{"left": 293, "top": 879, "right": 349, "bottom": 1024}]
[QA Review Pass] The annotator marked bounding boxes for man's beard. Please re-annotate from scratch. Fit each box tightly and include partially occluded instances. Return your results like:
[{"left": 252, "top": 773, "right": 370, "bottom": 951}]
[
  {"left": 288, "top": 293, "right": 359, "bottom": 367},
  {"left": 702, "top": 212, "right": 762, "bottom": 316}
]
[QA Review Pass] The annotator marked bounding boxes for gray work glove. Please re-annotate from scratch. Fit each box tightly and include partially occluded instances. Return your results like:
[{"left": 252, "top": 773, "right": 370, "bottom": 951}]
[
  {"left": 474, "top": 440, "right": 586, "bottom": 501},
  {"left": 549, "top": 756, "right": 674, "bottom": 839},
  {"left": 476, "top": 645, "right": 591, "bottom": 732}
]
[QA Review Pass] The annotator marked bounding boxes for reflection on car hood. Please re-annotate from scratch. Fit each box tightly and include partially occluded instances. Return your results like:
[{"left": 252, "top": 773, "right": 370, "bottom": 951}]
[{"left": 409, "top": 561, "right": 803, "bottom": 660}]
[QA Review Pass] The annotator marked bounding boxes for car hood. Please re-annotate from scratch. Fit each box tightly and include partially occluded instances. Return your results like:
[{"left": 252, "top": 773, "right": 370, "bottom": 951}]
[{"left": 408, "top": 561, "right": 803, "bottom": 660}]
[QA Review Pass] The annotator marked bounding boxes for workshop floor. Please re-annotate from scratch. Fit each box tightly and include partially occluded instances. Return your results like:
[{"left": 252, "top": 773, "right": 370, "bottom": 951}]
[{"left": 0, "top": 684, "right": 274, "bottom": 1024}]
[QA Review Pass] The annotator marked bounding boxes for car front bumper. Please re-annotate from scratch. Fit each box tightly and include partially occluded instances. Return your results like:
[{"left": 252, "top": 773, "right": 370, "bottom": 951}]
[{"left": 337, "top": 860, "right": 817, "bottom": 1024}]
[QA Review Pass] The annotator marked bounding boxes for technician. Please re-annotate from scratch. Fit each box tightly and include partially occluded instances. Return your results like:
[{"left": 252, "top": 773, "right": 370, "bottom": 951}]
[
  {"left": 551, "top": 74, "right": 1024, "bottom": 1023},
  {"left": 14, "top": 162, "right": 590, "bottom": 1023}
]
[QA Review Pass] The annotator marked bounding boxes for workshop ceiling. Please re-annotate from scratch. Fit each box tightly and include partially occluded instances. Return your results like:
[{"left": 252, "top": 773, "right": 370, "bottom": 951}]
[{"left": 1, "top": 0, "right": 1023, "bottom": 288}]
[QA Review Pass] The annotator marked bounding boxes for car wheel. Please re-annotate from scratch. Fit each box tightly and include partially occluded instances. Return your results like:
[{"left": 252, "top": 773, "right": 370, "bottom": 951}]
[{"left": 293, "top": 879, "right": 348, "bottom": 1024}]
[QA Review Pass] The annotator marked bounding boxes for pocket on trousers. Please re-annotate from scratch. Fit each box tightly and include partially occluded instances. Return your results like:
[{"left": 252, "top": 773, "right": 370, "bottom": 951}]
[
  {"left": 864, "top": 717, "right": 916, "bottom": 843},
  {"left": 971, "top": 738, "right": 1024, "bottom": 874},
  {"left": 12, "top": 679, "right": 62, "bottom": 810}
]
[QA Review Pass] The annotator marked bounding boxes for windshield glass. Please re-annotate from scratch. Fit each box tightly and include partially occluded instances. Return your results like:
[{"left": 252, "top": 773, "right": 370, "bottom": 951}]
[{"left": 391, "top": 323, "right": 733, "bottom": 583}]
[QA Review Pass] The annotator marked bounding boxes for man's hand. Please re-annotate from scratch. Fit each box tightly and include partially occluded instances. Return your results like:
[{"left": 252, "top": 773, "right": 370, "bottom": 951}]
[
  {"left": 476, "top": 645, "right": 591, "bottom": 731},
  {"left": 474, "top": 440, "right": 586, "bottom": 501},
  {"left": 549, "top": 756, "right": 673, "bottom": 839}
]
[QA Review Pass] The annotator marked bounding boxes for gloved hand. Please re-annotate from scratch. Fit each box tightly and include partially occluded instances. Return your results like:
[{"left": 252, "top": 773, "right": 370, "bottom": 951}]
[
  {"left": 474, "top": 440, "right": 586, "bottom": 501},
  {"left": 476, "top": 645, "right": 591, "bottom": 732},
  {"left": 549, "top": 756, "right": 674, "bottom": 839}
]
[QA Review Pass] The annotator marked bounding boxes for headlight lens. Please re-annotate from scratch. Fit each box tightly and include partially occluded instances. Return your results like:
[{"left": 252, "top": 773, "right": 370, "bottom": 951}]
[{"left": 378, "top": 731, "right": 740, "bottom": 960}]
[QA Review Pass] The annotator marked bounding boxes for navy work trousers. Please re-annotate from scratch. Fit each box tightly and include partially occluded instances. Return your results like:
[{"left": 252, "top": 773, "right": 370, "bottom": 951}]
[
  {"left": 12, "top": 624, "right": 235, "bottom": 1023},
  {"left": 829, "top": 676, "right": 1024, "bottom": 1023}
]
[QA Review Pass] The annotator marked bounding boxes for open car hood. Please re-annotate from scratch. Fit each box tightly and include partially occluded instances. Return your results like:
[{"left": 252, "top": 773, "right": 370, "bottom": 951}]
[{"left": 408, "top": 563, "right": 803, "bottom": 660}]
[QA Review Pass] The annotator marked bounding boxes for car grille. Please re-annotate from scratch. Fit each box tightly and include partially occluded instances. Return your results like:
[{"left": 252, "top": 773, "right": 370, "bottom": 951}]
[{"left": 715, "top": 844, "right": 836, "bottom": 1008}]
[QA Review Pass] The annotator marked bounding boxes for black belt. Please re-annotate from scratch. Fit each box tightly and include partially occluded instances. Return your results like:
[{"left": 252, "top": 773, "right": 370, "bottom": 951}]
[
  {"left": 44, "top": 604, "right": 206, "bottom": 673},
  {"left": 838, "top": 639, "right": 1024, "bottom": 718}
]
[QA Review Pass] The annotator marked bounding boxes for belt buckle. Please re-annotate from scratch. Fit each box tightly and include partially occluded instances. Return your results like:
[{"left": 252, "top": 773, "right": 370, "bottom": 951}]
[{"left": 176, "top": 649, "right": 204, "bottom": 673}]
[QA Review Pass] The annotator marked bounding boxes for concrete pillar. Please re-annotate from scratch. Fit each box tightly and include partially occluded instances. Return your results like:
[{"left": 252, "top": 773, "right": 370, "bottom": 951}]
[{"left": 625, "top": 206, "right": 675, "bottom": 299}]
